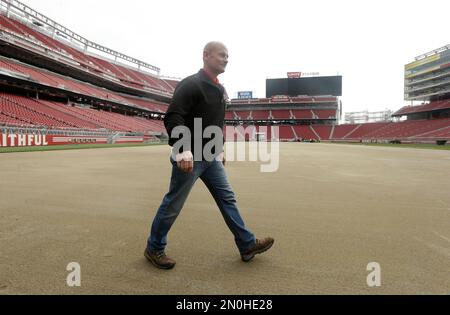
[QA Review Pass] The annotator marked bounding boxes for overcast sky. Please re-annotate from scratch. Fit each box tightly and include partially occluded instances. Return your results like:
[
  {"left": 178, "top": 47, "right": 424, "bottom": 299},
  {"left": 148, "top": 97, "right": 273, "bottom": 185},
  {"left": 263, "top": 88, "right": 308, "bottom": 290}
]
[{"left": 18, "top": 0, "right": 450, "bottom": 113}]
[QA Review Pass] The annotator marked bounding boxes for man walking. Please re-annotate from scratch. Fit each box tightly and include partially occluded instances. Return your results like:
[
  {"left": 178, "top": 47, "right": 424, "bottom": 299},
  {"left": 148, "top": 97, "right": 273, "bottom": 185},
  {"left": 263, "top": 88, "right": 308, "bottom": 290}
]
[{"left": 145, "top": 42, "right": 274, "bottom": 270}]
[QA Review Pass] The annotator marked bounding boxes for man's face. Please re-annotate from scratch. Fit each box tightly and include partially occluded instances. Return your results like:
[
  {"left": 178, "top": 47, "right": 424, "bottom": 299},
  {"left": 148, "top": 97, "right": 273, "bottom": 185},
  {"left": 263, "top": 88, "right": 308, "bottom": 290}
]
[{"left": 204, "top": 44, "right": 229, "bottom": 75}]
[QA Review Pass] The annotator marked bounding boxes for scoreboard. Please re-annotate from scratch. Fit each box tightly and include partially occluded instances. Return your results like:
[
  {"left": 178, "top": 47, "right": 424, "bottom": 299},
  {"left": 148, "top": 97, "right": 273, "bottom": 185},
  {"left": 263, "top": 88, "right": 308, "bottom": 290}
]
[
  {"left": 237, "top": 91, "right": 253, "bottom": 99},
  {"left": 266, "top": 76, "right": 342, "bottom": 98}
]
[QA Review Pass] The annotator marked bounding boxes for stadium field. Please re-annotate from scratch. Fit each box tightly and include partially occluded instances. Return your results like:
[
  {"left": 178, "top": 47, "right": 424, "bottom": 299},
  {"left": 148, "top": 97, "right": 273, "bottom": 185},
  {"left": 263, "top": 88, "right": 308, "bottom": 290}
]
[{"left": 0, "top": 143, "right": 449, "bottom": 294}]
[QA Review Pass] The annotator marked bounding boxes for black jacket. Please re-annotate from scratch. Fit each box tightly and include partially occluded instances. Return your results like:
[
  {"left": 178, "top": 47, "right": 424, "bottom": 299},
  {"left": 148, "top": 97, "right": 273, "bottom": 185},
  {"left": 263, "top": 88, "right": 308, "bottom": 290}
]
[{"left": 164, "top": 69, "right": 227, "bottom": 159}]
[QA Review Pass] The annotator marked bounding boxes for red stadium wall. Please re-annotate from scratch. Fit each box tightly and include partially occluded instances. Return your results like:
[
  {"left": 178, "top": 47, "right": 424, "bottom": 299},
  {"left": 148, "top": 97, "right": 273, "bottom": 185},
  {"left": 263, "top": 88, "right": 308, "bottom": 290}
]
[
  {"left": 50, "top": 135, "right": 108, "bottom": 145},
  {"left": 1, "top": 132, "right": 49, "bottom": 147},
  {"left": 0, "top": 132, "right": 144, "bottom": 147}
]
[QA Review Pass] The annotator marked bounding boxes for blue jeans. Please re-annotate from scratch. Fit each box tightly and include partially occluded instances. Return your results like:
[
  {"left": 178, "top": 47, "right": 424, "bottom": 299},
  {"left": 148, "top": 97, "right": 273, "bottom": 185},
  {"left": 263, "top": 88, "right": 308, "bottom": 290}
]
[{"left": 147, "top": 157, "right": 256, "bottom": 254}]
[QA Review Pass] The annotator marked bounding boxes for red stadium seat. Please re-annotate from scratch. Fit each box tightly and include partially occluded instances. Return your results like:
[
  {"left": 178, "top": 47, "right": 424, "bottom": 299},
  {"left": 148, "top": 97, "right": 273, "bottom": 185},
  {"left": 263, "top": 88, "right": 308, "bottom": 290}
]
[
  {"left": 251, "top": 111, "right": 270, "bottom": 120},
  {"left": 271, "top": 110, "right": 292, "bottom": 119},
  {"left": 0, "top": 14, "right": 175, "bottom": 94},
  {"left": 0, "top": 93, "right": 165, "bottom": 133},
  {"left": 311, "top": 125, "right": 333, "bottom": 140}
]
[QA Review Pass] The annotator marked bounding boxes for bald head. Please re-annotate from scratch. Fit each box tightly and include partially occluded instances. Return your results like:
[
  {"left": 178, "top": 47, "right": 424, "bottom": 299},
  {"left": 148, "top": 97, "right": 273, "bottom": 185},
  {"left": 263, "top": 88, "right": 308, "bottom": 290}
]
[
  {"left": 203, "top": 41, "right": 228, "bottom": 76},
  {"left": 204, "top": 42, "right": 226, "bottom": 54}
]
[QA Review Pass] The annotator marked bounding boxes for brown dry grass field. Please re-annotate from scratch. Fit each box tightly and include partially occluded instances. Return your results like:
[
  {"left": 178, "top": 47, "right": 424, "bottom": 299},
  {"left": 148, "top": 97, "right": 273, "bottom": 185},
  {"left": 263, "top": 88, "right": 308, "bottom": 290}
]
[{"left": 0, "top": 143, "right": 449, "bottom": 294}]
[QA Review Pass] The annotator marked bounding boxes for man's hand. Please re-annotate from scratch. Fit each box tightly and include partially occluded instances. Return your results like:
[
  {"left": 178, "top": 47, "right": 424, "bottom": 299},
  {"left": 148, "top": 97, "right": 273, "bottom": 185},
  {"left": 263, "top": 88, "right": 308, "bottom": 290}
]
[
  {"left": 216, "top": 151, "right": 226, "bottom": 166},
  {"left": 175, "top": 151, "right": 194, "bottom": 173}
]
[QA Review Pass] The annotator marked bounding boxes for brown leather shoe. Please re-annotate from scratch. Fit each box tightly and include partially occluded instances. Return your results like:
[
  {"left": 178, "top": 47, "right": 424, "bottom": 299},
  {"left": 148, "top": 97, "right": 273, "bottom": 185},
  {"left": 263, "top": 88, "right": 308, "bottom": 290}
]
[
  {"left": 241, "top": 237, "right": 275, "bottom": 262},
  {"left": 144, "top": 248, "right": 176, "bottom": 270}
]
